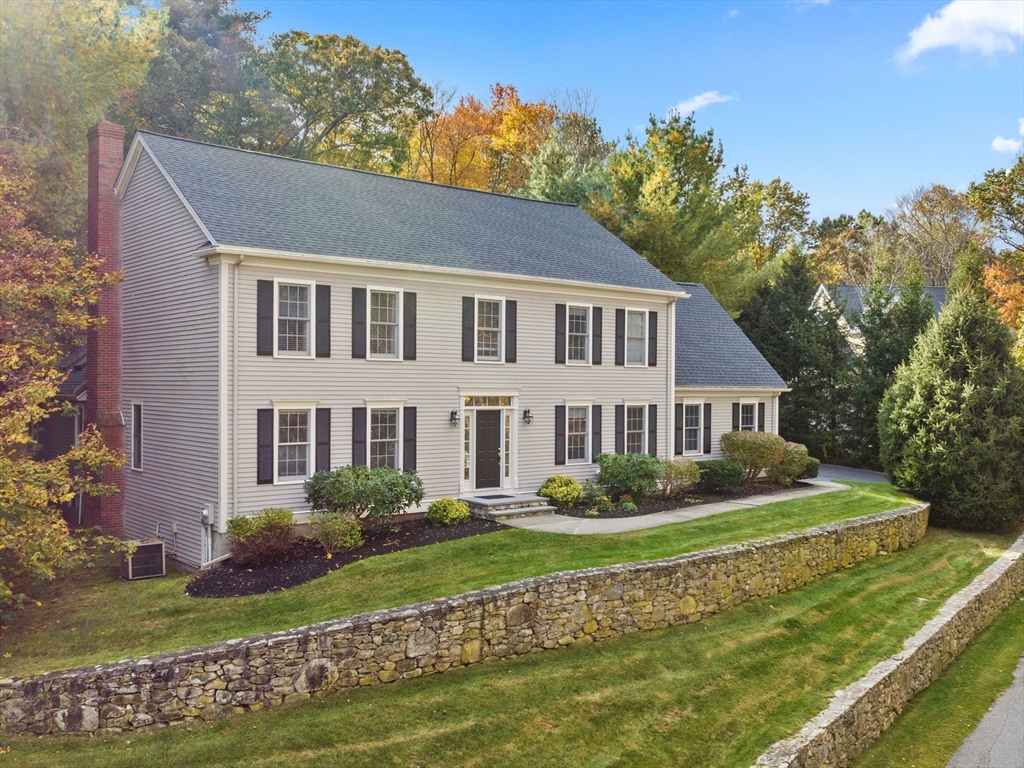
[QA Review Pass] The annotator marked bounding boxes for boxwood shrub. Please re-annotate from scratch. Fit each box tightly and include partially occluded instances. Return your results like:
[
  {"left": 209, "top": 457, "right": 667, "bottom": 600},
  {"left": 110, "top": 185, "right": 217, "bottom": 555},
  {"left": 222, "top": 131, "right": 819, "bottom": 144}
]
[
  {"left": 427, "top": 498, "right": 471, "bottom": 526},
  {"left": 695, "top": 459, "right": 745, "bottom": 491},
  {"left": 226, "top": 507, "right": 294, "bottom": 565},
  {"left": 539, "top": 475, "right": 583, "bottom": 509},
  {"left": 595, "top": 453, "right": 663, "bottom": 502}
]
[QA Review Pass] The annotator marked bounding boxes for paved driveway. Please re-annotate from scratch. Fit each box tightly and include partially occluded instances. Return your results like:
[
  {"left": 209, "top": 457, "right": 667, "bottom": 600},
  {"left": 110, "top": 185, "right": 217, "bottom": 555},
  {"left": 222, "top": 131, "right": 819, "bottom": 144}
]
[
  {"left": 817, "top": 464, "right": 887, "bottom": 484},
  {"left": 947, "top": 655, "right": 1024, "bottom": 768}
]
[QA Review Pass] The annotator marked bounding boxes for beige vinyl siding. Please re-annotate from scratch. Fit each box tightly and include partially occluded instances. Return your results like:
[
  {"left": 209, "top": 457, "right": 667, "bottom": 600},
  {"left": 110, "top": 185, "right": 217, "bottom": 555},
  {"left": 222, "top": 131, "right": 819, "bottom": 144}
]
[
  {"left": 230, "top": 260, "right": 674, "bottom": 516},
  {"left": 674, "top": 389, "right": 782, "bottom": 460},
  {"left": 121, "top": 151, "right": 220, "bottom": 567}
]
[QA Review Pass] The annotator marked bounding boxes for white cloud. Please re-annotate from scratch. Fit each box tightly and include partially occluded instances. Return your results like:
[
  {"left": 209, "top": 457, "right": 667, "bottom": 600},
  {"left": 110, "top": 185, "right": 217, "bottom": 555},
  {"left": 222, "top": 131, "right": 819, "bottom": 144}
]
[
  {"left": 671, "top": 91, "right": 733, "bottom": 115},
  {"left": 1019, "top": 117, "right": 1024, "bottom": 135},
  {"left": 992, "top": 136, "right": 1023, "bottom": 152},
  {"left": 727, "top": 8, "right": 740, "bottom": 17},
  {"left": 899, "top": 0, "right": 1024, "bottom": 62}
]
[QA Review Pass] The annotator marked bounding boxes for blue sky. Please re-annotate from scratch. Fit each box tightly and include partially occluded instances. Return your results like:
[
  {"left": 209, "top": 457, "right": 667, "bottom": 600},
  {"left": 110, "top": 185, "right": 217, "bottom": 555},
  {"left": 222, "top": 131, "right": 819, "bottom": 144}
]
[{"left": 237, "top": 0, "right": 1024, "bottom": 221}]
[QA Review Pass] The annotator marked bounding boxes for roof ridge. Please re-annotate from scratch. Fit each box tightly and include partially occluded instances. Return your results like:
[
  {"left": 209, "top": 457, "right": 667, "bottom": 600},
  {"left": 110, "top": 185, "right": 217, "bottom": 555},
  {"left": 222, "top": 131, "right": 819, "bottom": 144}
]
[{"left": 137, "top": 130, "right": 580, "bottom": 208}]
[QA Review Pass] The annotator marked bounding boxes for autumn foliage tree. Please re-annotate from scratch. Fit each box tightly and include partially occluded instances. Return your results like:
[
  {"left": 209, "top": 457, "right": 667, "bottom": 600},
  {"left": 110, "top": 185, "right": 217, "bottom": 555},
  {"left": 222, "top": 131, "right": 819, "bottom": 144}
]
[{"left": 0, "top": 148, "right": 123, "bottom": 619}]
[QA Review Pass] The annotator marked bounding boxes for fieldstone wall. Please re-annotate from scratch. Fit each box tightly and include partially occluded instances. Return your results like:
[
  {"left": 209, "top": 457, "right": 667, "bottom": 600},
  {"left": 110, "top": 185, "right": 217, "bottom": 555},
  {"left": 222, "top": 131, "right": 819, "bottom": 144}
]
[
  {"left": 755, "top": 532, "right": 1024, "bottom": 768},
  {"left": 0, "top": 505, "right": 928, "bottom": 738}
]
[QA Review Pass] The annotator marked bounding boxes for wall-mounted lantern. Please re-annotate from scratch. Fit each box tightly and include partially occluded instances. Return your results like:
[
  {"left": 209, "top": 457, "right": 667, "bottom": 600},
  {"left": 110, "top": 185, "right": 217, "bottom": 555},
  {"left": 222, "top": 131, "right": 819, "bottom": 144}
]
[
  {"left": 523, "top": 408, "right": 533, "bottom": 425},
  {"left": 449, "top": 409, "right": 460, "bottom": 427}
]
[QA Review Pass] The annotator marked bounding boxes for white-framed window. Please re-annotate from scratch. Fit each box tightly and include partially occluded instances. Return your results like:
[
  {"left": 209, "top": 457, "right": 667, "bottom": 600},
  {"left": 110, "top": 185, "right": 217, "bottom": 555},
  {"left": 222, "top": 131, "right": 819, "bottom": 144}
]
[
  {"left": 741, "top": 402, "right": 756, "bottom": 431},
  {"left": 626, "top": 309, "right": 646, "bottom": 366},
  {"left": 626, "top": 404, "right": 646, "bottom": 454},
  {"left": 476, "top": 296, "right": 503, "bottom": 362},
  {"left": 683, "top": 402, "right": 702, "bottom": 454},
  {"left": 566, "top": 404, "right": 590, "bottom": 463},
  {"left": 369, "top": 407, "right": 401, "bottom": 469},
  {"left": 567, "top": 304, "right": 591, "bottom": 364},
  {"left": 277, "top": 408, "right": 311, "bottom": 481},
  {"left": 368, "top": 288, "right": 401, "bottom": 359},
  {"left": 131, "top": 402, "right": 143, "bottom": 470},
  {"left": 275, "top": 279, "right": 315, "bottom": 357}
]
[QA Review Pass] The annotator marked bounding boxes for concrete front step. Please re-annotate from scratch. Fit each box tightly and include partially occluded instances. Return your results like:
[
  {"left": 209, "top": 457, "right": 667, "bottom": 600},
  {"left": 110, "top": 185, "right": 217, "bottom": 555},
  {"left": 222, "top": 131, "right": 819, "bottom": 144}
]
[{"left": 461, "top": 493, "right": 557, "bottom": 520}]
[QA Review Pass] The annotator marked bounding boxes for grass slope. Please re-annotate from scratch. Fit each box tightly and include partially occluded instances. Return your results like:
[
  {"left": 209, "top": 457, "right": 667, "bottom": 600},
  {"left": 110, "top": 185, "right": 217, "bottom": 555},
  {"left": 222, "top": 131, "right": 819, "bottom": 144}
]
[
  {"left": 1, "top": 482, "right": 910, "bottom": 677},
  {"left": 851, "top": 595, "right": 1024, "bottom": 768},
  {"left": 2, "top": 528, "right": 1013, "bottom": 767}
]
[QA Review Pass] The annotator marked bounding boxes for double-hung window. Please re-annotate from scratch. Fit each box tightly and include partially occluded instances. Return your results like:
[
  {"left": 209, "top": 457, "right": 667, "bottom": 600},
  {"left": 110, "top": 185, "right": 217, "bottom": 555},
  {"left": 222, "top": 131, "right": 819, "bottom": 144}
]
[
  {"left": 131, "top": 403, "right": 143, "bottom": 470},
  {"left": 476, "top": 298, "right": 503, "bottom": 361},
  {"left": 567, "top": 405, "right": 589, "bottom": 462},
  {"left": 567, "top": 305, "right": 590, "bottom": 364},
  {"left": 369, "top": 408, "right": 400, "bottom": 469},
  {"left": 684, "top": 403, "right": 701, "bottom": 453},
  {"left": 626, "top": 405, "right": 646, "bottom": 453},
  {"left": 626, "top": 310, "right": 646, "bottom": 365},
  {"left": 277, "top": 409, "right": 310, "bottom": 479},
  {"left": 741, "top": 403, "right": 756, "bottom": 431},
  {"left": 277, "top": 283, "right": 311, "bottom": 355},
  {"left": 369, "top": 290, "right": 399, "bottom": 359}
]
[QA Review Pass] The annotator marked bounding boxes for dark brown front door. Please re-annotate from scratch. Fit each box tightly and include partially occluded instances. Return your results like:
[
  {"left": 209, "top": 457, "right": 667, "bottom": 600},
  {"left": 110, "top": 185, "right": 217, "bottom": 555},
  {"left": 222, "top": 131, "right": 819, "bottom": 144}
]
[{"left": 475, "top": 410, "right": 501, "bottom": 489}]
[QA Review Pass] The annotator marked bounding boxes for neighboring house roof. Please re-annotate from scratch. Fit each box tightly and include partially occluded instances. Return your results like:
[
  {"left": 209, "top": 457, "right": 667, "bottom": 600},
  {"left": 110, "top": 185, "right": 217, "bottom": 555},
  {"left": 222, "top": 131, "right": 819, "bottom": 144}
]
[
  {"left": 815, "top": 284, "right": 948, "bottom": 329},
  {"left": 675, "top": 283, "right": 787, "bottom": 390},
  {"left": 57, "top": 345, "right": 88, "bottom": 401},
  {"left": 131, "top": 131, "right": 681, "bottom": 295}
]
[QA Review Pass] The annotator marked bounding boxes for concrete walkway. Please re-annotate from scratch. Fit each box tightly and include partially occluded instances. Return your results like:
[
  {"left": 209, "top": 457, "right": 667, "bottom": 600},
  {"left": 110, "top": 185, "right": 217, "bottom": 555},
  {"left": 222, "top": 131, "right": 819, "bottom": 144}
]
[
  {"left": 818, "top": 464, "right": 887, "bottom": 484},
  {"left": 947, "top": 655, "right": 1024, "bottom": 768},
  {"left": 499, "top": 479, "right": 849, "bottom": 535}
]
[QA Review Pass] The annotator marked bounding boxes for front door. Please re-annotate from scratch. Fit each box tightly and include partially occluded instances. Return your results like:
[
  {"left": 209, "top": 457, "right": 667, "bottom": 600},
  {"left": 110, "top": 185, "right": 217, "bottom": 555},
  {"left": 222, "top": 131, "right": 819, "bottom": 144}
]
[{"left": 475, "top": 410, "right": 502, "bottom": 489}]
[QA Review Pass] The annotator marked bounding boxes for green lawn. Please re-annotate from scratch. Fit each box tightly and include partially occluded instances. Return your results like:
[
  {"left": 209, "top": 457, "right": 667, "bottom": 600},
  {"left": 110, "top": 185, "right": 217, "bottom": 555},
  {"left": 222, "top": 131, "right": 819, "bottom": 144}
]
[
  {"left": 0, "top": 482, "right": 911, "bottom": 677},
  {"left": 2, "top": 527, "right": 1013, "bottom": 767},
  {"left": 851, "top": 594, "right": 1024, "bottom": 768}
]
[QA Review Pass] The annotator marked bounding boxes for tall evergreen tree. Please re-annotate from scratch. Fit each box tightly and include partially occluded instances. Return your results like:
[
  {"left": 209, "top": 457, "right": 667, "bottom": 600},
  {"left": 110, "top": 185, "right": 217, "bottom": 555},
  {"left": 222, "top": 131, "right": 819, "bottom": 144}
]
[{"left": 737, "top": 249, "right": 854, "bottom": 461}]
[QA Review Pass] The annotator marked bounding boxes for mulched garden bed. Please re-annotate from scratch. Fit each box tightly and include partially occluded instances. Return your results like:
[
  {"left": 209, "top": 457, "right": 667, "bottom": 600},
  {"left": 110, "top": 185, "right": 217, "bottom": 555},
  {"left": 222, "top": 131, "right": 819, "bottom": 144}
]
[
  {"left": 185, "top": 518, "right": 505, "bottom": 599},
  {"left": 557, "top": 482, "right": 792, "bottom": 519}
]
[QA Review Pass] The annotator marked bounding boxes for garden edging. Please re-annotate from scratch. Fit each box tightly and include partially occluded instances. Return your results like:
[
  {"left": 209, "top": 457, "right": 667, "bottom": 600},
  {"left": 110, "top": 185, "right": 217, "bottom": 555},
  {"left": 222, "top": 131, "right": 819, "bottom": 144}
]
[
  {"left": 0, "top": 504, "right": 929, "bottom": 737},
  {"left": 754, "top": 530, "right": 1024, "bottom": 768}
]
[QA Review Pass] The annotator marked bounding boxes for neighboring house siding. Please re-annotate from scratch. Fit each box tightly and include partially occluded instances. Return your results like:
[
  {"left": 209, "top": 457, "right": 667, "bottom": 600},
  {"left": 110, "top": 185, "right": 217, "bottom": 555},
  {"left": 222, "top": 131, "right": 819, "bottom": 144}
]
[
  {"left": 121, "top": 150, "right": 220, "bottom": 567},
  {"left": 230, "top": 259, "right": 674, "bottom": 517},
  {"left": 674, "top": 390, "right": 778, "bottom": 461}
]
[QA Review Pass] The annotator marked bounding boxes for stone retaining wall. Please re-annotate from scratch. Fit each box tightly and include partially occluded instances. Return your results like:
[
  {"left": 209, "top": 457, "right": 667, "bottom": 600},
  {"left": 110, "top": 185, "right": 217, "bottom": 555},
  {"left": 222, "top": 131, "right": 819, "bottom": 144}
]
[
  {"left": 755, "top": 531, "right": 1024, "bottom": 768},
  {"left": 0, "top": 504, "right": 929, "bottom": 737}
]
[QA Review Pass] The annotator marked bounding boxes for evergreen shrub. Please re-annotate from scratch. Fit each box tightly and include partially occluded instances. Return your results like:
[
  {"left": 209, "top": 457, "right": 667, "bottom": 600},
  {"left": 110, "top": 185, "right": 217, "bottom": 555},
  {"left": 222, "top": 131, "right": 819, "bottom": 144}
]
[
  {"left": 596, "top": 453, "right": 662, "bottom": 501},
  {"left": 766, "top": 442, "right": 809, "bottom": 486},
  {"left": 426, "top": 498, "right": 471, "bottom": 526},
  {"left": 539, "top": 475, "right": 583, "bottom": 509},
  {"left": 800, "top": 457, "right": 820, "bottom": 479},
  {"left": 696, "top": 459, "right": 745, "bottom": 490},
  {"left": 311, "top": 512, "right": 363, "bottom": 554},
  {"left": 719, "top": 431, "right": 787, "bottom": 481},
  {"left": 304, "top": 465, "right": 424, "bottom": 524},
  {"left": 227, "top": 508, "right": 294, "bottom": 565}
]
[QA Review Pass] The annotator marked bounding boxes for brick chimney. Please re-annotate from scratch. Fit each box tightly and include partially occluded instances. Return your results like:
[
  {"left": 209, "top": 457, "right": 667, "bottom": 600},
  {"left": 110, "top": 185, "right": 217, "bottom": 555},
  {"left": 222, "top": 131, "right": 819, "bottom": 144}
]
[{"left": 83, "top": 120, "right": 125, "bottom": 537}]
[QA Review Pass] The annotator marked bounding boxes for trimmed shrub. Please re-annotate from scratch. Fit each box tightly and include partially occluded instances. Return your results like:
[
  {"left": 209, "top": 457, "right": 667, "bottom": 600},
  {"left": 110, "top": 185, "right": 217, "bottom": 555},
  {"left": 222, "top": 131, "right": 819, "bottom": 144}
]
[
  {"left": 427, "top": 498, "right": 471, "bottom": 526},
  {"left": 595, "top": 452, "right": 663, "bottom": 502},
  {"left": 767, "top": 442, "right": 809, "bottom": 486},
  {"left": 227, "top": 508, "right": 294, "bottom": 565},
  {"left": 310, "top": 512, "right": 363, "bottom": 554},
  {"left": 660, "top": 458, "right": 701, "bottom": 498},
  {"left": 696, "top": 459, "right": 745, "bottom": 491},
  {"left": 304, "top": 465, "right": 424, "bottom": 524},
  {"left": 800, "top": 457, "right": 820, "bottom": 479},
  {"left": 581, "top": 479, "right": 604, "bottom": 506},
  {"left": 539, "top": 475, "right": 583, "bottom": 509},
  {"left": 719, "top": 431, "right": 787, "bottom": 481}
]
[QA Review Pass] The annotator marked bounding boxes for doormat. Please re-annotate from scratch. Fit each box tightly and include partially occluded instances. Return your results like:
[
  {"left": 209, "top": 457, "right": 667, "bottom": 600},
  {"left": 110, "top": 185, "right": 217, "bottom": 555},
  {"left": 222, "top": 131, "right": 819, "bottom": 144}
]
[{"left": 477, "top": 494, "right": 515, "bottom": 500}]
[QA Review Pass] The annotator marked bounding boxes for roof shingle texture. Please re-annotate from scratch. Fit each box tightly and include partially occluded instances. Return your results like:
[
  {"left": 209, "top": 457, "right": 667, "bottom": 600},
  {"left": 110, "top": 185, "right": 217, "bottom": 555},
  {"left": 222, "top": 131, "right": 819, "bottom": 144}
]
[
  {"left": 139, "top": 132, "right": 680, "bottom": 294},
  {"left": 675, "top": 284, "right": 787, "bottom": 389},
  {"left": 825, "top": 284, "right": 947, "bottom": 324}
]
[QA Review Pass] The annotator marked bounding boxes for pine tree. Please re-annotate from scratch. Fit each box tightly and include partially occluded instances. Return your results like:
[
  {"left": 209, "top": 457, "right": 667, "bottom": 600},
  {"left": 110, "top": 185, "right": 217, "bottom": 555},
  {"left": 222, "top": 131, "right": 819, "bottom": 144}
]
[{"left": 878, "top": 263, "right": 1024, "bottom": 531}]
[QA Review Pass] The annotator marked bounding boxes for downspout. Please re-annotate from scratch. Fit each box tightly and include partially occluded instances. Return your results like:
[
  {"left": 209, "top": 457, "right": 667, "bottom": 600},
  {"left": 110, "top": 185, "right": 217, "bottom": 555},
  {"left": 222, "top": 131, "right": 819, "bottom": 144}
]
[
  {"left": 666, "top": 298, "right": 676, "bottom": 459},
  {"left": 232, "top": 255, "right": 243, "bottom": 530}
]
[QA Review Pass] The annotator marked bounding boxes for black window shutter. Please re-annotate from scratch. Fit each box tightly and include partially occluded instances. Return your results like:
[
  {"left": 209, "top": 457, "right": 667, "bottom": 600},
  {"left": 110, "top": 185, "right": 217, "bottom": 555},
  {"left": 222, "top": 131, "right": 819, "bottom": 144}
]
[
  {"left": 462, "top": 297, "right": 474, "bottom": 362},
  {"left": 758, "top": 402, "right": 766, "bottom": 432},
  {"left": 555, "top": 304, "right": 566, "bottom": 364},
  {"left": 315, "top": 408, "right": 331, "bottom": 472},
  {"left": 592, "top": 404, "right": 602, "bottom": 459},
  {"left": 615, "top": 309, "right": 625, "bottom": 366},
  {"left": 257, "top": 409, "right": 273, "bottom": 484},
  {"left": 593, "top": 307, "right": 603, "bottom": 365},
  {"left": 615, "top": 404, "right": 625, "bottom": 454},
  {"left": 257, "top": 280, "right": 273, "bottom": 356},
  {"left": 505, "top": 300, "right": 517, "bottom": 363},
  {"left": 732, "top": 403, "right": 740, "bottom": 431},
  {"left": 703, "top": 403, "right": 712, "bottom": 454},
  {"left": 648, "top": 311, "right": 658, "bottom": 367},
  {"left": 403, "top": 292, "right": 417, "bottom": 360},
  {"left": 674, "top": 403, "right": 683, "bottom": 455},
  {"left": 315, "top": 285, "right": 331, "bottom": 358},
  {"left": 351, "top": 287, "right": 366, "bottom": 359},
  {"left": 554, "top": 405, "right": 566, "bottom": 465},
  {"left": 403, "top": 407, "right": 417, "bottom": 471},
  {"left": 648, "top": 404, "right": 658, "bottom": 457},
  {"left": 352, "top": 407, "right": 367, "bottom": 465}
]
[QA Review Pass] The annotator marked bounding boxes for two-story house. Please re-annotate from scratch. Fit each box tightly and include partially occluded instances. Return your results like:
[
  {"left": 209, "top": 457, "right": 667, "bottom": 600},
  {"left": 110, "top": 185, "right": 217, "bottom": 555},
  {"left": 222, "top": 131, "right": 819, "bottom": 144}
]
[{"left": 79, "top": 121, "right": 786, "bottom": 570}]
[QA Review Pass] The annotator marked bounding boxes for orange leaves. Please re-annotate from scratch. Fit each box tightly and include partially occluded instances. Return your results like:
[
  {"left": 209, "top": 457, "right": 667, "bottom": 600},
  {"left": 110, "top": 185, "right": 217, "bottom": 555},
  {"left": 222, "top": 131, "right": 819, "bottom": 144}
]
[{"left": 983, "top": 257, "right": 1024, "bottom": 326}]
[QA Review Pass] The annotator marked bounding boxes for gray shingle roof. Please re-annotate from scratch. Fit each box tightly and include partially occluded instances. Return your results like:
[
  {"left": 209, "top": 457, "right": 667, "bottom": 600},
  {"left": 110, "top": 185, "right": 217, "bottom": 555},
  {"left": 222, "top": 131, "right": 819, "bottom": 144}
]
[
  {"left": 823, "top": 284, "right": 947, "bottom": 327},
  {"left": 138, "top": 132, "right": 680, "bottom": 294},
  {"left": 675, "top": 284, "right": 787, "bottom": 389}
]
